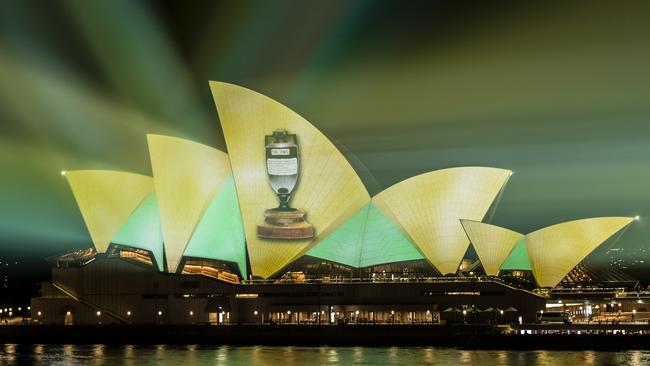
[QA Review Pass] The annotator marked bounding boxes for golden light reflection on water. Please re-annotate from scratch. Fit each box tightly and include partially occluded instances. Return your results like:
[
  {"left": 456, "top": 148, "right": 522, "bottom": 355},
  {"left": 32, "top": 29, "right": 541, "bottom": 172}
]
[
  {"left": 458, "top": 350, "right": 473, "bottom": 364},
  {"left": 123, "top": 344, "right": 134, "bottom": 366},
  {"left": 1, "top": 344, "right": 15, "bottom": 364},
  {"left": 352, "top": 346, "right": 363, "bottom": 364},
  {"left": 215, "top": 345, "right": 229, "bottom": 364},
  {"left": 63, "top": 344, "right": 74, "bottom": 360},
  {"left": 583, "top": 350, "right": 595, "bottom": 365},
  {"left": 423, "top": 347, "right": 434, "bottom": 363},
  {"left": 496, "top": 350, "right": 508, "bottom": 365},
  {"left": 326, "top": 347, "right": 339, "bottom": 363},
  {"left": 92, "top": 344, "right": 104, "bottom": 359},
  {"left": 629, "top": 350, "right": 642, "bottom": 365},
  {"left": 388, "top": 346, "right": 398, "bottom": 362},
  {"left": 2, "top": 345, "right": 650, "bottom": 365},
  {"left": 535, "top": 350, "right": 550, "bottom": 366},
  {"left": 33, "top": 344, "right": 44, "bottom": 363}
]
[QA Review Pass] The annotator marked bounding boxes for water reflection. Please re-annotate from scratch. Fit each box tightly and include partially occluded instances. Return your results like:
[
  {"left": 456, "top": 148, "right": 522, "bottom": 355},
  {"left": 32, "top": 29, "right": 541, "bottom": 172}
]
[
  {"left": 124, "top": 344, "right": 135, "bottom": 366},
  {"left": 324, "top": 348, "right": 336, "bottom": 363},
  {"left": 0, "top": 345, "right": 648, "bottom": 365}
]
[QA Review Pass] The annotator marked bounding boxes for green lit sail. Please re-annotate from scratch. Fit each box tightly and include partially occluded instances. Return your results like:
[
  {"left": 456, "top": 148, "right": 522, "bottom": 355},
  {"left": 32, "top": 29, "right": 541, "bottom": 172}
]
[
  {"left": 500, "top": 237, "right": 532, "bottom": 271},
  {"left": 307, "top": 202, "right": 424, "bottom": 267},
  {"left": 112, "top": 193, "right": 165, "bottom": 271},
  {"left": 359, "top": 202, "right": 424, "bottom": 267},
  {"left": 306, "top": 203, "right": 370, "bottom": 267},
  {"left": 183, "top": 174, "right": 248, "bottom": 278}
]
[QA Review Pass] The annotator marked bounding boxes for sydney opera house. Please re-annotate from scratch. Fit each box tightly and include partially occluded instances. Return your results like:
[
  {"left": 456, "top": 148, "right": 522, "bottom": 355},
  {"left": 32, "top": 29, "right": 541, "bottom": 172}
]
[{"left": 31, "top": 82, "right": 639, "bottom": 326}]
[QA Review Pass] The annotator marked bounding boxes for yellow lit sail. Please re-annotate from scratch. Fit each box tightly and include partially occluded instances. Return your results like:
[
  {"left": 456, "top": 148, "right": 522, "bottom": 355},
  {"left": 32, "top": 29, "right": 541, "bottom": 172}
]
[
  {"left": 210, "top": 81, "right": 370, "bottom": 278},
  {"left": 460, "top": 220, "right": 523, "bottom": 276},
  {"left": 147, "top": 134, "right": 232, "bottom": 273},
  {"left": 373, "top": 167, "right": 511, "bottom": 275},
  {"left": 525, "top": 217, "right": 635, "bottom": 288},
  {"left": 64, "top": 170, "right": 153, "bottom": 253}
]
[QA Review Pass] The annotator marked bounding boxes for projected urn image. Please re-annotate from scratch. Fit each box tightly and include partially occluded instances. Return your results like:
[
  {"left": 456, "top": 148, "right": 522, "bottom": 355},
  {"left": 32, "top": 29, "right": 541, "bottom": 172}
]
[{"left": 257, "top": 129, "right": 314, "bottom": 240}]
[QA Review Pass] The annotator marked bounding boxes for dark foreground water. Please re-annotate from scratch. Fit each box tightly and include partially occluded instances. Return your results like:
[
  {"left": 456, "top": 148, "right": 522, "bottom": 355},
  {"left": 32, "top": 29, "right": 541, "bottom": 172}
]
[{"left": 1, "top": 345, "right": 649, "bottom": 365}]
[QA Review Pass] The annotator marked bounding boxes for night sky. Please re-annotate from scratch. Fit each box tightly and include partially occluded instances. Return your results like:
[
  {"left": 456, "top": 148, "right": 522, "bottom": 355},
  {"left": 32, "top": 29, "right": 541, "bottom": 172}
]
[{"left": 1, "top": 1, "right": 649, "bottom": 277}]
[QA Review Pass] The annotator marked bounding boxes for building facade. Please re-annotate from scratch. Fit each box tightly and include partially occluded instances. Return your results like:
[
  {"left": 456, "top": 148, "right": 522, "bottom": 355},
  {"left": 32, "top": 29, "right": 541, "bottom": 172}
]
[{"left": 31, "top": 82, "right": 638, "bottom": 325}]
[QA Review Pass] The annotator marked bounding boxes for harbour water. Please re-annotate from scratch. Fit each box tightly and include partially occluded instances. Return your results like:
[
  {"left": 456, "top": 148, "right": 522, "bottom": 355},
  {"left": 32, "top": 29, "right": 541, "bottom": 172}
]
[{"left": 1, "top": 345, "right": 649, "bottom": 365}]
